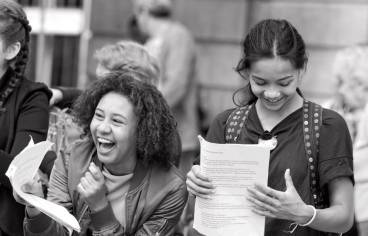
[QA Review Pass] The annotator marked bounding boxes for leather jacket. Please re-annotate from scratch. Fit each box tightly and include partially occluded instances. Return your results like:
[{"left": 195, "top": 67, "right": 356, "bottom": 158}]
[{"left": 24, "top": 139, "right": 188, "bottom": 236}]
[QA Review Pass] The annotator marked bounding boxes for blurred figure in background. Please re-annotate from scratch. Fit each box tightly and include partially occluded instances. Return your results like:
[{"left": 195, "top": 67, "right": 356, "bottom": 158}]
[
  {"left": 133, "top": 0, "right": 199, "bottom": 176},
  {"left": 0, "top": 0, "right": 51, "bottom": 235},
  {"left": 133, "top": 1, "right": 200, "bottom": 234},
  {"left": 50, "top": 40, "right": 160, "bottom": 107},
  {"left": 325, "top": 45, "right": 368, "bottom": 236}
]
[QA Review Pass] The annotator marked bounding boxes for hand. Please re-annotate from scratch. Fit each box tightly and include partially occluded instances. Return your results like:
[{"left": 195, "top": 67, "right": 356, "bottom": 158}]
[
  {"left": 12, "top": 174, "right": 44, "bottom": 217},
  {"left": 49, "top": 88, "right": 63, "bottom": 106},
  {"left": 77, "top": 162, "right": 108, "bottom": 212},
  {"left": 37, "top": 169, "right": 49, "bottom": 188},
  {"left": 247, "top": 169, "right": 313, "bottom": 224},
  {"left": 186, "top": 165, "right": 215, "bottom": 199}
]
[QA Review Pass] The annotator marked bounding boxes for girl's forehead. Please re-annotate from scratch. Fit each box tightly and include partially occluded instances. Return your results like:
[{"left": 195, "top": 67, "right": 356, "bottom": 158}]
[{"left": 250, "top": 57, "right": 296, "bottom": 73}]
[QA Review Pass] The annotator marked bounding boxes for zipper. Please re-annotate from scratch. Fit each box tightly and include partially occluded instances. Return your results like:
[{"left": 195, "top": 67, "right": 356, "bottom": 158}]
[{"left": 78, "top": 204, "right": 89, "bottom": 223}]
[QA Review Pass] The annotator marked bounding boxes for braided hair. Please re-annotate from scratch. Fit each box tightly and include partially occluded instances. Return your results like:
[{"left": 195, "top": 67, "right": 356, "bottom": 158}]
[{"left": 0, "top": 0, "right": 32, "bottom": 110}]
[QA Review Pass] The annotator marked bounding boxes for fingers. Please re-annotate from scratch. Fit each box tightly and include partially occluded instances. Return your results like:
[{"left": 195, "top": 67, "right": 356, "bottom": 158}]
[
  {"left": 247, "top": 186, "right": 279, "bottom": 212},
  {"left": 88, "top": 162, "right": 104, "bottom": 181},
  {"left": 186, "top": 165, "right": 215, "bottom": 198},
  {"left": 187, "top": 165, "right": 214, "bottom": 188},
  {"left": 284, "top": 169, "right": 295, "bottom": 190},
  {"left": 254, "top": 183, "right": 282, "bottom": 200},
  {"left": 77, "top": 162, "right": 105, "bottom": 197},
  {"left": 22, "top": 181, "right": 44, "bottom": 198},
  {"left": 191, "top": 165, "right": 212, "bottom": 183},
  {"left": 251, "top": 207, "right": 277, "bottom": 218}
]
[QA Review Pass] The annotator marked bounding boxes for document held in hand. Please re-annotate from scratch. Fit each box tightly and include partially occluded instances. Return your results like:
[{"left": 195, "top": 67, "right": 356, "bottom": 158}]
[
  {"left": 5, "top": 138, "right": 81, "bottom": 233},
  {"left": 193, "top": 136, "right": 270, "bottom": 236}
]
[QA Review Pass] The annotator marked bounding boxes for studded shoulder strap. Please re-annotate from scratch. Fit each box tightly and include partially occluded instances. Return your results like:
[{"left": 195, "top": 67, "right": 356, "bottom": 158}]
[
  {"left": 302, "top": 100, "right": 325, "bottom": 208},
  {"left": 225, "top": 104, "right": 253, "bottom": 143}
]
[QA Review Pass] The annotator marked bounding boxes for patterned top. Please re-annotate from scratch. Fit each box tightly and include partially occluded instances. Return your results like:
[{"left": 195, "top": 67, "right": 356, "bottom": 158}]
[{"left": 205, "top": 104, "right": 354, "bottom": 236}]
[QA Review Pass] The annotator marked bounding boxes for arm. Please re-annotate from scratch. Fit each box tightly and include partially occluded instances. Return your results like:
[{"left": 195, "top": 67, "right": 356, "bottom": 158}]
[
  {"left": 52, "top": 87, "right": 82, "bottom": 109},
  {"left": 308, "top": 177, "right": 354, "bottom": 233},
  {"left": 247, "top": 171, "right": 354, "bottom": 234},
  {"left": 23, "top": 148, "right": 73, "bottom": 236},
  {"left": 159, "top": 29, "right": 196, "bottom": 107},
  {"left": 134, "top": 180, "right": 188, "bottom": 236},
  {"left": 0, "top": 90, "right": 49, "bottom": 188},
  {"left": 186, "top": 110, "right": 231, "bottom": 197},
  {"left": 79, "top": 162, "right": 125, "bottom": 235}
]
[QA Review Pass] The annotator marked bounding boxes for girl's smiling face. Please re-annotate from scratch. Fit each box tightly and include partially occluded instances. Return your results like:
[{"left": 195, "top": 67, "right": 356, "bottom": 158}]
[
  {"left": 90, "top": 92, "right": 137, "bottom": 175},
  {"left": 248, "top": 57, "right": 303, "bottom": 112}
]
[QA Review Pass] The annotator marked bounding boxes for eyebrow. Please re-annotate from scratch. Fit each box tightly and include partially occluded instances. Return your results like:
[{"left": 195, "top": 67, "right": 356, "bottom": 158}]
[{"left": 251, "top": 74, "right": 294, "bottom": 81}]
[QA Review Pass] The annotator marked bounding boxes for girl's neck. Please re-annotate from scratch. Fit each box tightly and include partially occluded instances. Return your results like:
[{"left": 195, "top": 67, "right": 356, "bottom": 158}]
[{"left": 256, "top": 94, "right": 303, "bottom": 131}]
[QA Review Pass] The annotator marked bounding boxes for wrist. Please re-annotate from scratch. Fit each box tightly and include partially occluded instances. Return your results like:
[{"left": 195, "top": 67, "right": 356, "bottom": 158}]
[
  {"left": 90, "top": 199, "right": 108, "bottom": 213},
  {"left": 297, "top": 205, "right": 317, "bottom": 226}
]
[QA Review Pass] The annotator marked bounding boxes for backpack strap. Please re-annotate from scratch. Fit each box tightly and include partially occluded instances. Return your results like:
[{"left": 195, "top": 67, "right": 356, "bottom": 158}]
[
  {"left": 225, "top": 104, "right": 253, "bottom": 143},
  {"left": 302, "top": 100, "right": 325, "bottom": 208}
]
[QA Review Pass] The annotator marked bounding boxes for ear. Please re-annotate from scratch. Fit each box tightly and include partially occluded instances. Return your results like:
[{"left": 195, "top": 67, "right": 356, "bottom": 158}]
[{"left": 4, "top": 42, "right": 21, "bottom": 61}]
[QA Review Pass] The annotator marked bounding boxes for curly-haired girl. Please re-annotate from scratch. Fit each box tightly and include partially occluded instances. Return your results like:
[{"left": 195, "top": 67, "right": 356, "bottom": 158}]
[{"left": 15, "top": 73, "right": 188, "bottom": 236}]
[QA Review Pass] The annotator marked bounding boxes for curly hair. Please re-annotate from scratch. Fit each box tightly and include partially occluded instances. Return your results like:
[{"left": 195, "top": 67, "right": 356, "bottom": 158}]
[{"left": 72, "top": 72, "right": 177, "bottom": 168}]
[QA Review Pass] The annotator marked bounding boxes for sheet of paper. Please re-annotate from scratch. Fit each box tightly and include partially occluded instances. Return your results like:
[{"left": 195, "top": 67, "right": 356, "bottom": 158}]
[
  {"left": 6, "top": 138, "right": 80, "bottom": 233},
  {"left": 193, "top": 136, "right": 270, "bottom": 236}
]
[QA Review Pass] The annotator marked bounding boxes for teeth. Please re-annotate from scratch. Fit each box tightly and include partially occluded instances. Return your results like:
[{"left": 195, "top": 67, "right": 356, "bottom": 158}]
[
  {"left": 265, "top": 98, "right": 282, "bottom": 103},
  {"left": 97, "top": 137, "right": 113, "bottom": 144}
]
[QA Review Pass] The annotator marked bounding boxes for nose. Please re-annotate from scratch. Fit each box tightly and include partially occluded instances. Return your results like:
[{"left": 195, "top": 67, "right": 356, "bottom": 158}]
[
  {"left": 264, "top": 89, "right": 281, "bottom": 99},
  {"left": 97, "top": 120, "right": 111, "bottom": 134}
]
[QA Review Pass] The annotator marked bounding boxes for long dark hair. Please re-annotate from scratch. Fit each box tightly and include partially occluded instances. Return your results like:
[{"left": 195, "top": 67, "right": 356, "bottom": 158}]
[
  {"left": 234, "top": 19, "right": 307, "bottom": 106},
  {"left": 0, "top": 0, "right": 32, "bottom": 109}
]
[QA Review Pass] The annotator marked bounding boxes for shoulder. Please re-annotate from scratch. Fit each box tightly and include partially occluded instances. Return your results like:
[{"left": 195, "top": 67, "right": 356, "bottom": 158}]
[
  {"left": 65, "top": 138, "right": 94, "bottom": 166},
  {"left": 152, "top": 164, "right": 186, "bottom": 186},
  {"left": 167, "top": 22, "right": 195, "bottom": 45},
  {"left": 18, "top": 78, "right": 52, "bottom": 99},
  {"left": 205, "top": 108, "right": 236, "bottom": 143},
  {"left": 322, "top": 107, "right": 348, "bottom": 128},
  {"left": 150, "top": 164, "right": 187, "bottom": 195},
  {"left": 212, "top": 108, "right": 236, "bottom": 126}
]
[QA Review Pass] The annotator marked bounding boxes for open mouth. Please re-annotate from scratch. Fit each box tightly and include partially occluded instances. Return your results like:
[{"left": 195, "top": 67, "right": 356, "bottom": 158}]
[{"left": 97, "top": 137, "right": 115, "bottom": 153}]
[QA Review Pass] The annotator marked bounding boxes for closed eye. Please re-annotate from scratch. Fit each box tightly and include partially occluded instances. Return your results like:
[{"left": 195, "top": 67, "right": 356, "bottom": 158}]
[
  {"left": 279, "top": 81, "right": 292, "bottom": 87},
  {"left": 112, "top": 118, "right": 125, "bottom": 125},
  {"left": 252, "top": 77, "right": 266, "bottom": 86},
  {"left": 94, "top": 112, "right": 104, "bottom": 120}
]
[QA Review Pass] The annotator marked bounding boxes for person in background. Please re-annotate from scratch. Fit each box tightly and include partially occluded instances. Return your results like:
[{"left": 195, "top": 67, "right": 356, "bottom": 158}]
[
  {"left": 0, "top": 0, "right": 51, "bottom": 235},
  {"left": 132, "top": 1, "right": 200, "bottom": 234},
  {"left": 325, "top": 45, "right": 368, "bottom": 236},
  {"left": 49, "top": 40, "right": 160, "bottom": 107},
  {"left": 133, "top": 0, "right": 200, "bottom": 172},
  {"left": 186, "top": 19, "right": 354, "bottom": 235},
  {"left": 15, "top": 73, "right": 188, "bottom": 235},
  {"left": 47, "top": 41, "right": 184, "bottom": 165}
]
